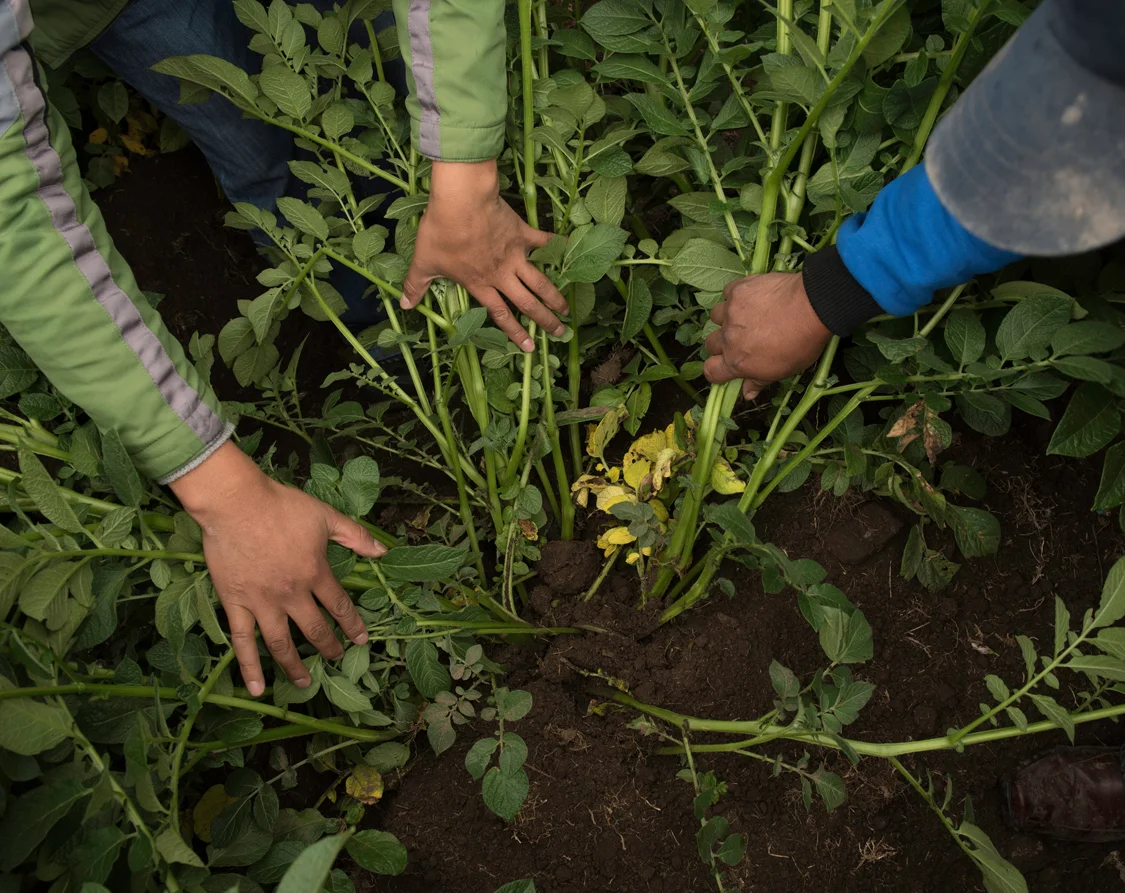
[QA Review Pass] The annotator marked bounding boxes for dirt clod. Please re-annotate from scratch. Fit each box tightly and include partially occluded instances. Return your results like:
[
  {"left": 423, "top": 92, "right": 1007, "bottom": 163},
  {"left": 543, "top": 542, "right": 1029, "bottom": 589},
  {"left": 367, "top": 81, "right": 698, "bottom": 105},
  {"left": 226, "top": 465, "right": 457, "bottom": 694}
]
[
  {"left": 538, "top": 539, "right": 602, "bottom": 595},
  {"left": 824, "top": 502, "right": 904, "bottom": 565}
]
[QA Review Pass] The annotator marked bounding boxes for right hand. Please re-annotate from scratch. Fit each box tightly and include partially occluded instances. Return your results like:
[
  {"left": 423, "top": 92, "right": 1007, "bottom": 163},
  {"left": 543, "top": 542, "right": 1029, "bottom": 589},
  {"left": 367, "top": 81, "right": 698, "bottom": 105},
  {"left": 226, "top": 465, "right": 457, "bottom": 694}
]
[
  {"left": 703, "top": 272, "right": 833, "bottom": 400},
  {"left": 401, "top": 159, "right": 569, "bottom": 351},
  {"left": 170, "top": 442, "right": 386, "bottom": 696}
]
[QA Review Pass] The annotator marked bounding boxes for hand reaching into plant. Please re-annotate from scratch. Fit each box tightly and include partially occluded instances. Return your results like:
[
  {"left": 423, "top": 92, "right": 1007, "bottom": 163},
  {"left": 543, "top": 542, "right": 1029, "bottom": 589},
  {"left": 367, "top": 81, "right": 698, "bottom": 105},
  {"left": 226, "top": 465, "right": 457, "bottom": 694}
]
[
  {"left": 401, "top": 160, "right": 569, "bottom": 351},
  {"left": 169, "top": 442, "right": 386, "bottom": 696},
  {"left": 703, "top": 272, "right": 833, "bottom": 400}
]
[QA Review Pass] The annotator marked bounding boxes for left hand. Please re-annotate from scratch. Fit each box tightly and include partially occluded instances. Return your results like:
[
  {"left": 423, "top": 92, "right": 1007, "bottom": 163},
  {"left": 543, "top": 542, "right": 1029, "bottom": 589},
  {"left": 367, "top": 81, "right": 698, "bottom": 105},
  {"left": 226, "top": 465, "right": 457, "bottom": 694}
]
[
  {"left": 703, "top": 272, "right": 833, "bottom": 400},
  {"left": 401, "top": 160, "right": 569, "bottom": 351}
]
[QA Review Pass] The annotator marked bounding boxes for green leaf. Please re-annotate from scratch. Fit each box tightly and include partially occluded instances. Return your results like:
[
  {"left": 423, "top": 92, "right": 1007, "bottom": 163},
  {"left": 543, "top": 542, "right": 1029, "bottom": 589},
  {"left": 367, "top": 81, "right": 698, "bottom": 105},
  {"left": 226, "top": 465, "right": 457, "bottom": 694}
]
[
  {"left": 0, "top": 343, "right": 39, "bottom": 399},
  {"left": 0, "top": 778, "right": 89, "bottom": 871},
  {"left": 861, "top": 4, "right": 911, "bottom": 66},
  {"left": 498, "top": 689, "right": 533, "bottom": 722},
  {"left": 1047, "top": 383, "right": 1120, "bottom": 458},
  {"left": 260, "top": 65, "right": 312, "bottom": 119},
  {"left": 581, "top": 1, "right": 650, "bottom": 38},
  {"left": 277, "top": 197, "right": 328, "bottom": 241},
  {"left": 276, "top": 831, "right": 351, "bottom": 893},
  {"left": 957, "top": 822, "right": 1028, "bottom": 893},
  {"left": 19, "top": 445, "right": 84, "bottom": 533},
  {"left": 465, "top": 738, "right": 499, "bottom": 781},
  {"left": 1063, "top": 654, "right": 1125, "bottom": 682},
  {"left": 759, "top": 54, "right": 821, "bottom": 105},
  {"left": 405, "top": 640, "right": 451, "bottom": 699},
  {"left": 625, "top": 93, "right": 690, "bottom": 137},
  {"left": 1094, "top": 442, "right": 1125, "bottom": 511},
  {"left": 0, "top": 678, "right": 72, "bottom": 755},
  {"left": 379, "top": 544, "right": 467, "bottom": 582},
  {"left": 1028, "top": 694, "right": 1075, "bottom": 743},
  {"left": 493, "top": 883, "right": 536, "bottom": 893},
  {"left": 670, "top": 239, "right": 744, "bottom": 291},
  {"left": 322, "top": 674, "right": 373, "bottom": 714},
  {"left": 152, "top": 55, "right": 259, "bottom": 108},
  {"left": 19, "top": 562, "right": 74, "bottom": 622},
  {"left": 481, "top": 766, "right": 529, "bottom": 821},
  {"left": 345, "top": 831, "right": 407, "bottom": 876},
  {"left": 593, "top": 55, "right": 666, "bottom": 84},
  {"left": 1093, "top": 555, "right": 1125, "bottom": 628},
  {"left": 900, "top": 525, "right": 924, "bottom": 580},
  {"left": 341, "top": 456, "right": 380, "bottom": 517},
  {"left": 154, "top": 828, "right": 205, "bottom": 869},
  {"left": 562, "top": 224, "right": 629, "bottom": 283},
  {"left": 585, "top": 175, "right": 627, "bottom": 227},
  {"left": 97, "top": 81, "right": 129, "bottom": 124},
  {"left": 817, "top": 607, "right": 873, "bottom": 664},
  {"left": 233, "top": 0, "right": 271, "bottom": 33},
  {"left": 984, "top": 674, "right": 1009, "bottom": 703},
  {"left": 813, "top": 770, "right": 847, "bottom": 811},
  {"left": 995, "top": 294, "right": 1072, "bottom": 361},
  {"left": 321, "top": 103, "right": 354, "bottom": 141},
  {"left": 99, "top": 425, "right": 145, "bottom": 503},
  {"left": 209, "top": 825, "right": 273, "bottom": 868},
  {"left": 1051, "top": 321, "right": 1125, "bottom": 356},
  {"left": 957, "top": 392, "right": 1011, "bottom": 437},
  {"left": 949, "top": 506, "right": 1000, "bottom": 558},
  {"left": 621, "top": 275, "right": 652, "bottom": 343},
  {"left": 944, "top": 309, "right": 986, "bottom": 366}
]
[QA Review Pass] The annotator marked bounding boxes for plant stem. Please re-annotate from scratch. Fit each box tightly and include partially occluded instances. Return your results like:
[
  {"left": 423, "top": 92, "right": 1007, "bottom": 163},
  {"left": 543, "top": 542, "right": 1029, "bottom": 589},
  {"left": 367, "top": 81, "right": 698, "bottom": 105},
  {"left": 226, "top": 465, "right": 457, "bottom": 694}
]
[{"left": 169, "top": 649, "right": 235, "bottom": 820}]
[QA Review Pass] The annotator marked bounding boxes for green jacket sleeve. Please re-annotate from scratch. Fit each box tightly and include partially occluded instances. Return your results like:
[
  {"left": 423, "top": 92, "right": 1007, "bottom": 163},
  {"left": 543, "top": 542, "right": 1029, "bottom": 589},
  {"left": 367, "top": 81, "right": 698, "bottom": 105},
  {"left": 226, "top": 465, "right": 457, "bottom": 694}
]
[
  {"left": 393, "top": 0, "right": 506, "bottom": 162},
  {"left": 0, "top": 35, "right": 232, "bottom": 483}
]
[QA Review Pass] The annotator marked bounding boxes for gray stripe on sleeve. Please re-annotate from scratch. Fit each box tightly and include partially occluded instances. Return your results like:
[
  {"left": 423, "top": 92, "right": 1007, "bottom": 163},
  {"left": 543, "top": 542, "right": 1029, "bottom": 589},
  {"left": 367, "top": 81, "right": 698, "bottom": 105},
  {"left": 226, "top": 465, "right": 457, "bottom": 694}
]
[
  {"left": 3, "top": 48, "right": 226, "bottom": 450},
  {"left": 407, "top": 0, "right": 441, "bottom": 158}
]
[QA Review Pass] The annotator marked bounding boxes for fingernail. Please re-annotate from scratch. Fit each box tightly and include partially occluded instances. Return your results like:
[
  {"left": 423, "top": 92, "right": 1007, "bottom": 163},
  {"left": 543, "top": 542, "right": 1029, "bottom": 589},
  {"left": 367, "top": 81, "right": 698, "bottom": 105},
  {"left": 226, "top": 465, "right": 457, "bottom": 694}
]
[
  {"left": 356, "top": 631, "right": 369, "bottom": 645},
  {"left": 400, "top": 298, "right": 408, "bottom": 309},
  {"left": 248, "top": 680, "right": 264, "bottom": 697},
  {"left": 521, "top": 338, "right": 534, "bottom": 351},
  {"left": 296, "top": 677, "right": 311, "bottom": 688}
]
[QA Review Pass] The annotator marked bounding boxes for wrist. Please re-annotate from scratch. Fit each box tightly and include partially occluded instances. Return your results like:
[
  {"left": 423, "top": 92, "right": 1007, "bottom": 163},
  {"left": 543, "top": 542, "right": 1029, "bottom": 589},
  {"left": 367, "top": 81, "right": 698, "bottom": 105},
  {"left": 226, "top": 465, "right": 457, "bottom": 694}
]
[
  {"left": 169, "top": 441, "right": 267, "bottom": 522},
  {"left": 802, "top": 245, "right": 882, "bottom": 337},
  {"left": 430, "top": 159, "right": 499, "bottom": 208}
]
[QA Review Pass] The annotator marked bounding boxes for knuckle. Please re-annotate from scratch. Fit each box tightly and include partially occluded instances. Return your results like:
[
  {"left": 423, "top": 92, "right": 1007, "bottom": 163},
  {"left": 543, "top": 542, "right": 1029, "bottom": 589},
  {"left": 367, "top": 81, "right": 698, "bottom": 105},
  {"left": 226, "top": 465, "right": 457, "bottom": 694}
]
[
  {"left": 327, "top": 593, "right": 354, "bottom": 618},
  {"left": 231, "top": 629, "right": 256, "bottom": 645},
  {"left": 305, "top": 620, "right": 333, "bottom": 642},
  {"left": 264, "top": 635, "right": 293, "bottom": 655}
]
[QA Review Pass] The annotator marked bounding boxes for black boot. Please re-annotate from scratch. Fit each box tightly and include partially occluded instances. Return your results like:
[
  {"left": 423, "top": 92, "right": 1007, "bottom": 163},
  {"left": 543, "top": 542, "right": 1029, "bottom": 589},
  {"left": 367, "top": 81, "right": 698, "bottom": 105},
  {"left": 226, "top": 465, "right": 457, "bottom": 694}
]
[{"left": 1005, "top": 746, "right": 1125, "bottom": 842}]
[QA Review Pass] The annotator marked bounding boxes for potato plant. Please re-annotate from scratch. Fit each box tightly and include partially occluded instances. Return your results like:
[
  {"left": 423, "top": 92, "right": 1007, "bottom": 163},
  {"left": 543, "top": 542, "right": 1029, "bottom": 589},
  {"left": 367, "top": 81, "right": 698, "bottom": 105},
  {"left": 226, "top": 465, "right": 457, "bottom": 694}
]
[{"left": 2, "top": 0, "right": 1125, "bottom": 890}]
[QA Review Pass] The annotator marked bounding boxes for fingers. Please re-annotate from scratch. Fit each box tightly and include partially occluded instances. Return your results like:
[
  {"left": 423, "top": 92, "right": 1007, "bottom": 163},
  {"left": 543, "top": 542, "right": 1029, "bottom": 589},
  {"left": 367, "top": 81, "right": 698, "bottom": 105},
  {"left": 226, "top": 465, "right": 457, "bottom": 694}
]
[
  {"left": 326, "top": 510, "right": 387, "bottom": 559},
  {"left": 703, "top": 353, "right": 740, "bottom": 385},
  {"left": 228, "top": 605, "right": 265, "bottom": 697},
  {"left": 520, "top": 223, "right": 555, "bottom": 250},
  {"left": 502, "top": 275, "right": 565, "bottom": 337},
  {"left": 704, "top": 327, "right": 723, "bottom": 358},
  {"left": 313, "top": 564, "right": 369, "bottom": 647},
  {"left": 470, "top": 285, "right": 534, "bottom": 351},
  {"left": 259, "top": 615, "right": 311, "bottom": 687},
  {"left": 710, "top": 301, "right": 728, "bottom": 325},
  {"left": 516, "top": 260, "right": 569, "bottom": 316},
  {"left": 290, "top": 599, "right": 344, "bottom": 663},
  {"left": 400, "top": 259, "right": 433, "bottom": 310},
  {"left": 743, "top": 379, "right": 769, "bottom": 401}
]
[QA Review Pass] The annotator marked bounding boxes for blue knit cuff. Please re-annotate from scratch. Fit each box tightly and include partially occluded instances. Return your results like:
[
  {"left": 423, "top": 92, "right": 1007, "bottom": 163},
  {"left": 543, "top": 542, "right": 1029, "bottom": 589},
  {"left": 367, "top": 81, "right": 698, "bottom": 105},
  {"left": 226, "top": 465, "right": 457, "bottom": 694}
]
[{"left": 836, "top": 165, "right": 1022, "bottom": 318}]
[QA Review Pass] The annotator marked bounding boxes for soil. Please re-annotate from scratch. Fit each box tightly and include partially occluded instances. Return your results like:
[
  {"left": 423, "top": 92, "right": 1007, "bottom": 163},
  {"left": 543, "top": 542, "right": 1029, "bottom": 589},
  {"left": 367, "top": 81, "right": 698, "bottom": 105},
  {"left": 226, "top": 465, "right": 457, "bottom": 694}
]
[{"left": 103, "top": 149, "right": 1125, "bottom": 893}]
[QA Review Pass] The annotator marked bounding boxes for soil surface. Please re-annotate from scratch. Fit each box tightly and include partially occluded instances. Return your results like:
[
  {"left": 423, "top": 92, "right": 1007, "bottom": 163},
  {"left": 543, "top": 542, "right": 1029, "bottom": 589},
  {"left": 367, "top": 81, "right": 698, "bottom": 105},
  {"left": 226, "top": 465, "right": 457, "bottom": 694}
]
[{"left": 102, "top": 149, "right": 1125, "bottom": 893}]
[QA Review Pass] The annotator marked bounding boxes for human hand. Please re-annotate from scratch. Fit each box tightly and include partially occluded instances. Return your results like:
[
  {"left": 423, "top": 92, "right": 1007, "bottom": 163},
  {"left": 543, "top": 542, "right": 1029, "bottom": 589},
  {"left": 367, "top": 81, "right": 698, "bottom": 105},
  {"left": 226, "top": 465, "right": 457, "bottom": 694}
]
[
  {"left": 703, "top": 272, "right": 833, "bottom": 399},
  {"left": 169, "top": 442, "right": 386, "bottom": 696},
  {"left": 401, "top": 159, "right": 568, "bottom": 351}
]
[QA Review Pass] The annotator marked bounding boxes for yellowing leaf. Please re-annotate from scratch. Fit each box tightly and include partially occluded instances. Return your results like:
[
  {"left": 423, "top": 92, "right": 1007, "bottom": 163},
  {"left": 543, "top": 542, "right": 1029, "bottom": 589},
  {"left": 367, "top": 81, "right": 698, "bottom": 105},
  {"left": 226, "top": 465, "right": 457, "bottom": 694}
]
[
  {"left": 193, "top": 784, "right": 235, "bottom": 843},
  {"left": 650, "top": 499, "right": 669, "bottom": 524},
  {"left": 625, "top": 550, "right": 641, "bottom": 565},
  {"left": 586, "top": 406, "right": 626, "bottom": 458},
  {"left": 595, "top": 485, "right": 634, "bottom": 513},
  {"left": 624, "top": 430, "right": 669, "bottom": 467},
  {"left": 710, "top": 457, "right": 746, "bottom": 495},
  {"left": 120, "top": 133, "right": 150, "bottom": 155},
  {"left": 597, "top": 526, "right": 635, "bottom": 555},
  {"left": 623, "top": 458, "right": 651, "bottom": 490},
  {"left": 89, "top": 128, "right": 108, "bottom": 145},
  {"left": 652, "top": 448, "right": 679, "bottom": 491},
  {"left": 345, "top": 765, "right": 384, "bottom": 805}
]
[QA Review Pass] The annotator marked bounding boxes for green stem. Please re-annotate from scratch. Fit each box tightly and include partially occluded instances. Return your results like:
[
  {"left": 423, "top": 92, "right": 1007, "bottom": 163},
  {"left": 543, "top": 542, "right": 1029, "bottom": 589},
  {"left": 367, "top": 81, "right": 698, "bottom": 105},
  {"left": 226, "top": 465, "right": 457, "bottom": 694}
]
[{"left": 169, "top": 650, "right": 235, "bottom": 820}]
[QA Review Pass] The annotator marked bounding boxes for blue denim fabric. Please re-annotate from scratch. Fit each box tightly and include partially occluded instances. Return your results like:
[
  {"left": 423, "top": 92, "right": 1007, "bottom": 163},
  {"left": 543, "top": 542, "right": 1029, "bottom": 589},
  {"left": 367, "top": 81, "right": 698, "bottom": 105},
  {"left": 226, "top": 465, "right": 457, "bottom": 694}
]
[{"left": 90, "top": 0, "right": 403, "bottom": 324}]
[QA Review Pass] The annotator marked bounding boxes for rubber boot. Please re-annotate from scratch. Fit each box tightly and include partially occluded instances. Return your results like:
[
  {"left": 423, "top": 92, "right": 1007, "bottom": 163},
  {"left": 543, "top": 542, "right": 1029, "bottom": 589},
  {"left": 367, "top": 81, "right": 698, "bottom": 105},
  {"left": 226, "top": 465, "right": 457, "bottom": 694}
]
[{"left": 1005, "top": 745, "right": 1125, "bottom": 842}]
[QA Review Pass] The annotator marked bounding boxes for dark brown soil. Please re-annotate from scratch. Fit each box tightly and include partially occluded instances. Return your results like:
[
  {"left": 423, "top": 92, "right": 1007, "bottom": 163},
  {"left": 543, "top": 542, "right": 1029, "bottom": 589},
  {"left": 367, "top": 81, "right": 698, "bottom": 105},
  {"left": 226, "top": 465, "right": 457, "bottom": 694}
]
[{"left": 102, "top": 149, "right": 1125, "bottom": 893}]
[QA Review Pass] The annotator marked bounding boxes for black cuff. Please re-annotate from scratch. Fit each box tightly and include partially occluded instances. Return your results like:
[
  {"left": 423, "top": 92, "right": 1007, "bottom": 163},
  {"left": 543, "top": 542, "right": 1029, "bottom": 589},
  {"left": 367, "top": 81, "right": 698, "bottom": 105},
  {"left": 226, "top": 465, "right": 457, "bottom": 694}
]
[{"left": 802, "top": 245, "right": 882, "bottom": 337}]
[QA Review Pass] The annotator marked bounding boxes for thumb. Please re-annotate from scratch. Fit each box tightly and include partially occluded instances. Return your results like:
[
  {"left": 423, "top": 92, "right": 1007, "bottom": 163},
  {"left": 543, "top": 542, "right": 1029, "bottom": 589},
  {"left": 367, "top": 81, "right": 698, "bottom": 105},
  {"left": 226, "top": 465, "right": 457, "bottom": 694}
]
[
  {"left": 400, "top": 259, "right": 433, "bottom": 310},
  {"left": 742, "top": 379, "right": 768, "bottom": 401},
  {"left": 325, "top": 508, "right": 389, "bottom": 558}
]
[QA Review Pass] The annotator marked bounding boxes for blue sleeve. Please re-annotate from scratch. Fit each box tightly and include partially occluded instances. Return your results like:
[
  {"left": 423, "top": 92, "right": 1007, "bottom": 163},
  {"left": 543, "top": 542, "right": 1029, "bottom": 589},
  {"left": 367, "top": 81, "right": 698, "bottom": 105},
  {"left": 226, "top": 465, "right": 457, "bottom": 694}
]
[{"left": 835, "top": 165, "right": 1022, "bottom": 317}]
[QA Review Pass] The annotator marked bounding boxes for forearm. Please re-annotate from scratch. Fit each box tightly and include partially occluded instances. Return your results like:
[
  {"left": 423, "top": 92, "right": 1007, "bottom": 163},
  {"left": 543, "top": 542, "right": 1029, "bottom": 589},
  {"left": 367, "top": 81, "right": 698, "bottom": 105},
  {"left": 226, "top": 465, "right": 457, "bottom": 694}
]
[
  {"left": 0, "top": 46, "right": 231, "bottom": 482},
  {"left": 392, "top": 0, "right": 506, "bottom": 161}
]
